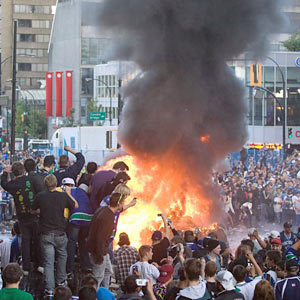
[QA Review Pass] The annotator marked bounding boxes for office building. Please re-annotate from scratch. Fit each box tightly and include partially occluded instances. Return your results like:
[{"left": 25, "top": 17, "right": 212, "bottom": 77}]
[{"left": 1, "top": 0, "right": 56, "bottom": 93}]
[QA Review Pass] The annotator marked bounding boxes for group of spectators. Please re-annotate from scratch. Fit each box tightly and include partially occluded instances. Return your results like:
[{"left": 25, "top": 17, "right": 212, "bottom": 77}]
[
  {"left": 216, "top": 151, "right": 300, "bottom": 229},
  {"left": 1, "top": 148, "right": 300, "bottom": 300}
]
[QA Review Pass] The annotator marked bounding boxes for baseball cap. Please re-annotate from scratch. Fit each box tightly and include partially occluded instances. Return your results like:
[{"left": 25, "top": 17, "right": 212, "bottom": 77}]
[
  {"left": 286, "top": 259, "right": 299, "bottom": 272},
  {"left": 294, "top": 190, "right": 300, "bottom": 195},
  {"left": 215, "top": 271, "right": 235, "bottom": 291},
  {"left": 152, "top": 230, "right": 162, "bottom": 241},
  {"left": 62, "top": 178, "right": 75, "bottom": 185},
  {"left": 248, "top": 228, "right": 256, "bottom": 236},
  {"left": 157, "top": 264, "right": 174, "bottom": 283},
  {"left": 284, "top": 222, "right": 292, "bottom": 228},
  {"left": 269, "top": 230, "right": 280, "bottom": 239},
  {"left": 271, "top": 238, "right": 282, "bottom": 245}
]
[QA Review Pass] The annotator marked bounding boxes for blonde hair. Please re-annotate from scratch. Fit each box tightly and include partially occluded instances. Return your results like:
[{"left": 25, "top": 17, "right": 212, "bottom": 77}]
[
  {"left": 113, "top": 183, "right": 131, "bottom": 196},
  {"left": 45, "top": 174, "right": 58, "bottom": 190}
]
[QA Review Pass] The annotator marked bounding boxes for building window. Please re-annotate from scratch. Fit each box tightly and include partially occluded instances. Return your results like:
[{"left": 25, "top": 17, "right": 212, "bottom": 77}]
[
  {"left": 32, "top": 20, "right": 51, "bottom": 29},
  {"left": 18, "top": 34, "right": 35, "bottom": 42},
  {"left": 18, "top": 19, "right": 32, "bottom": 28},
  {"left": 81, "top": 68, "right": 94, "bottom": 95},
  {"left": 32, "top": 64, "right": 48, "bottom": 72},
  {"left": 18, "top": 63, "right": 32, "bottom": 71},
  {"left": 96, "top": 75, "right": 118, "bottom": 98},
  {"left": 17, "top": 48, "right": 48, "bottom": 57},
  {"left": 81, "top": 38, "right": 109, "bottom": 65},
  {"left": 14, "top": 5, "right": 53, "bottom": 14},
  {"left": 36, "top": 35, "right": 50, "bottom": 43}
]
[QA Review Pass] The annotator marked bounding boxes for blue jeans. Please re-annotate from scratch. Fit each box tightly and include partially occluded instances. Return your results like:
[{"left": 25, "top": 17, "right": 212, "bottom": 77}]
[
  {"left": 66, "top": 223, "right": 92, "bottom": 274},
  {"left": 274, "top": 212, "right": 282, "bottom": 225},
  {"left": 296, "top": 214, "right": 300, "bottom": 227},
  {"left": 91, "top": 253, "right": 113, "bottom": 289},
  {"left": 40, "top": 233, "right": 67, "bottom": 293}
]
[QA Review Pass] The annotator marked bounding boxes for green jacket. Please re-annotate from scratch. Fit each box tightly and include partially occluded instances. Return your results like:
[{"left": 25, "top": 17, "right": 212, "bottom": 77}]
[{"left": 0, "top": 288, "right": 33, "bottom": 300}]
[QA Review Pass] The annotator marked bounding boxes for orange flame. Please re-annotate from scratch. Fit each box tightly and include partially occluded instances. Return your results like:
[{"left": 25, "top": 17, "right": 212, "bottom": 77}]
[
  {"left": 100, "top": 155, "right": 215, "bottom": 248},
  {"left": 200, "top": 135, "right": 210, "bottom": 144}
]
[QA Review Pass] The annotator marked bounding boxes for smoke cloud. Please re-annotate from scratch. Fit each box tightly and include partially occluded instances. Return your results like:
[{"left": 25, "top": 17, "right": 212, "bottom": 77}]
[{"left": 98, "top": 1, "right": 286, "bottom": 219}]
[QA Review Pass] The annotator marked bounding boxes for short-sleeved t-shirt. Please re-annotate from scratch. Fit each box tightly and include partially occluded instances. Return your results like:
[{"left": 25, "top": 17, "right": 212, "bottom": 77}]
[
  {"left": 32, "top": 190, "right": 75, "bottom": 234},
  {"left": 0, "top": 288, "right": 33, "bottom": 300},
  {"left": 152, "top": 237, "right": 170, "bottom": 265}
]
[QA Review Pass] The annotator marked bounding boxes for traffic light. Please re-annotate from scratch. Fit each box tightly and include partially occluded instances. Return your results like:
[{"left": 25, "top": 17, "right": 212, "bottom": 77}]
[
  {"left": 250, "top": 63, "right": 262, "bottom": 86},
  {"left": 288, "top": 128, "right": 293, "bottom": 139}
]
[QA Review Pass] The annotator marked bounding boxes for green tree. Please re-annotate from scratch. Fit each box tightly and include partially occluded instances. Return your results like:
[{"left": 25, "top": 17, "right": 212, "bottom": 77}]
[
  {"left": 282, "top": 30, "right": 300, "bottom": 51},
  {"left": 62, "top": 108, "right": 76, "bottom": 127},
  {"left": 16, "top": 100, "right": 47, "bottom": 139}
]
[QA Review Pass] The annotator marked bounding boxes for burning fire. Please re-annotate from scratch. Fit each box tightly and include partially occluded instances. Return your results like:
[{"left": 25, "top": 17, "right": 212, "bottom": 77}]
[
  {"left": 100, "top": 155, "right": 217, "bottom": 248},
  {"left": 200, "top": 135, "right": 210, "bottom": 144}
]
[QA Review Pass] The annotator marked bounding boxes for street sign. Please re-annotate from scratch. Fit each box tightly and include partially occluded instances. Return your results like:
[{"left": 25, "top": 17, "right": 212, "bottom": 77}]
[
  {"left": 88, "top": 112, "right": 106, "bottom": 121},
  {"left": 296, "top": 57, "right": 300, "bottom": 67}
]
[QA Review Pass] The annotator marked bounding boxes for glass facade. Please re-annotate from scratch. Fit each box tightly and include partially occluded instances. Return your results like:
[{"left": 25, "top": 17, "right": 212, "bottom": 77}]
[
  {"left": 81, "top": 38, "right": 109, "bottom": 65},
  {"left": 245, "top": 65, "right": 300, "bottom": 126},
  {"left": 96, "top": 75, "right": 118, "bottom": 98}
]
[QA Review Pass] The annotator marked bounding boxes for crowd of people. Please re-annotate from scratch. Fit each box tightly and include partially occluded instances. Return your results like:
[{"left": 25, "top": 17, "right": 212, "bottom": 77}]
[
  {"left": 1, "top": 147, "right": 300, "bottom": 300},
  {"left": 216, "top": 151, "right": 300, "bottom": 229}
]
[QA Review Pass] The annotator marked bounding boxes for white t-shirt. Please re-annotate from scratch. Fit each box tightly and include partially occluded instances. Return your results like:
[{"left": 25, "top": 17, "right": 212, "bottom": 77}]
[
  {"left": 292, "top": 196, "right": 300, "bottom": 214},
  {"left": 129, "top": 261, "right": 160, "bottom": 284},
  {"left": 0, "top": 239, "right": 12, "bottom": 269},
  {"left": 235, "top": 276, "right": 262, "bottom": 300},
  {"left": 274, "top": 197, "right": 283, "bottom": 213}
]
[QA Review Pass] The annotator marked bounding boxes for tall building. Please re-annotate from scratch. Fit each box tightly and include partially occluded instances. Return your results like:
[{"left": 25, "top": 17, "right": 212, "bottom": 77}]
[
  {"left": 1, "top": 0, "right": 56, "bottom": 93},
  {"left": 48, "top": 0, "right": 110, "bottom": 138}
]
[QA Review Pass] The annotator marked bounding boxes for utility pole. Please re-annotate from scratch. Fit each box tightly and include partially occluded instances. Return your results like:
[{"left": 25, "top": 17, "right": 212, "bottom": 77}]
[
  {"left": 117, "top": 78, "right": 122, "bottom": 149},
  {"left": 11, "top": 20, "right": 17, "bottom": 158}
]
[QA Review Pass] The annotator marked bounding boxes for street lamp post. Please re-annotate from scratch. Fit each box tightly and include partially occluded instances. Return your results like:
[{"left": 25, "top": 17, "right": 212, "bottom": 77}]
[
  {"left": 235, "top": 55, "right": 287, "bottom": 159},
  {"left": 85, "top": 77, "right": 113, "bottom": 126},
  {"left": 265, "top": 56, "right": 286, "bottom": 160},
  {"left": 248, "top": 85, "right": 285, "bottom": 154},
  {"left": 11, "top": 20, "right": 17, "bottom": 157}
]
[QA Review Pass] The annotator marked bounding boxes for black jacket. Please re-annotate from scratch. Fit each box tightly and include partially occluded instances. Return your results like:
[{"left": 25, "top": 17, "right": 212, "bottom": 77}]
[
  {"left": 87, "top": 206, "right": 114, "bottom": 263},
  {"left": 53, "top": 152, "right": 85, "bottom": 186},
  {"left": 1, "top": 173, "right": 38, "bottom": 222},
  {"left": 216, "top": 290, "right": 245, "bottom": 300}
]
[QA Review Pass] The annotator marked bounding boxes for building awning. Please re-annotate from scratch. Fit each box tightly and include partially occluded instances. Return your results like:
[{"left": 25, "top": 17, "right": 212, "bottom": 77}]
[{"left": 19, "top": 89, "right": 46, "bottom": 105}]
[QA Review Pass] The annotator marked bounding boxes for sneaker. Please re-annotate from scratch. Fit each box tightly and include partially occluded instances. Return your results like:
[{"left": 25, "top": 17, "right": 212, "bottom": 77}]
[
  {"left": 44, "top": 290, "right": 54, "bottom": 300},
  {"left": 37, "top": 266, "right": 44, "bottom": 274},
  {"left": 57, "top": 280, "right": 67, "bottom": 287}
]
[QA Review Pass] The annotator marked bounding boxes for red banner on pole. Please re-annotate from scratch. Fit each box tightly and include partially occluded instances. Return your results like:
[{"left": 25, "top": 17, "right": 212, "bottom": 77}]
[
  {"left": 66, "top": 71, "right": 73, "bottom": 117},
  {"left": 45, "top": 72, "right": 53, "bottom": 118},
  {"left": 56, "top": 72, "right": 63, "bottom": 117}
]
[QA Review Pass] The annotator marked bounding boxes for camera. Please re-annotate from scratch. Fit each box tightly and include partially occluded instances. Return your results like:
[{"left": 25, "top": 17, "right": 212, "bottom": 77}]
[
  {"left": 132, "top": 266, "right": 139, "bottom": 273},
  {"left": 136, "top": 279, "right": 148, "bottom": 286},
  {"left": 167, "top": 244, "right": 181, "bottom": 258}
]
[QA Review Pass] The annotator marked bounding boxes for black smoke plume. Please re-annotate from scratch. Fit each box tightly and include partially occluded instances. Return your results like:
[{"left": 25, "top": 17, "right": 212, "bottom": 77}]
[{"left": 99, "top": 1, "right": 285, "bottom": 191}]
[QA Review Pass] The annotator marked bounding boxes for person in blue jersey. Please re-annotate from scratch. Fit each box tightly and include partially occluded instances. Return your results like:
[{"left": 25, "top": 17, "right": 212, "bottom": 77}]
[
  {"left": 275, "top": 259, "right": 300, "bottom": 300},
  {"left": 66, "top": 174, "right": 94, "bottom": 276},
  {"left": 280, "top": 222, "right": 296, "bottom": 249}
]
